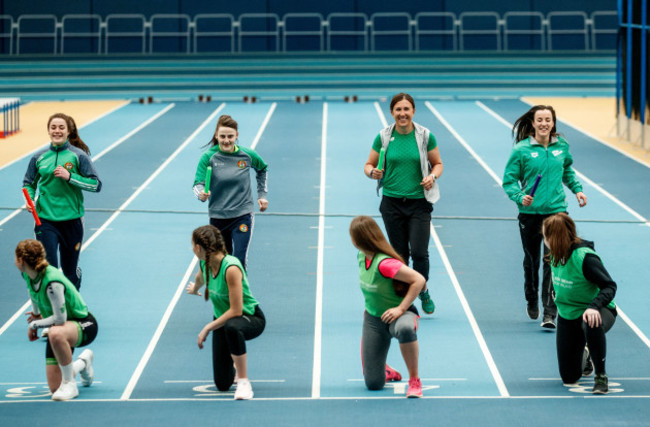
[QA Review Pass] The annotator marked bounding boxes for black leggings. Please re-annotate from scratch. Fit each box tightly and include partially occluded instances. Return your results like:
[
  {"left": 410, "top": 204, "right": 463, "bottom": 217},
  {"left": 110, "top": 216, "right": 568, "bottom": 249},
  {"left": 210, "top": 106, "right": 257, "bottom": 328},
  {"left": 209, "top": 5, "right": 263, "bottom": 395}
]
[
  {"left": 380, "top": 196, "right": 433, "bottom": 282},
  {"left": 556, "top": 307, "right": 616, "bottom": 384},
  {"left": 517, "top": 213, "right": 556, "bottom": 316},
  {"left": 212, "top": 305, "right": 265, "bottom": 391},
  {"left": 36, "top": 218, "right": 84, "bottom": 290}
]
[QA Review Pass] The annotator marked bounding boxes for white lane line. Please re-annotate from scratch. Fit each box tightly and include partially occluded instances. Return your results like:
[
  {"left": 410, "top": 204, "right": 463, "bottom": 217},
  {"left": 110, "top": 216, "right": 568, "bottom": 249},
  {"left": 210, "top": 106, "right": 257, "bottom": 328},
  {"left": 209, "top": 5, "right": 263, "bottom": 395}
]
[
  {"left": 13, "top": 394, "right": 650, "bottom": 403},
  {"left": 93, "top": 103, "right": 175, "bottom": 161},
  {"left": 121, "top": 257, "right": 199, "bottom": 400},
  {"left": 426, "top": 101, "right": 503, "bottom": 185},
  {"left": 430, "top": 223, "right": 510, "bottom": 397},
  {"left": 251, "top": 102, "right": 277, "bottom": 150},
  {"left": 376, "top": 101, "right": 508, "bottom": 397},
  {"left": 374, "top": 101, "right": 388, "bottom": 127},
  {"left": 311, "top": 102, "right": 328, "bottom": 399}
]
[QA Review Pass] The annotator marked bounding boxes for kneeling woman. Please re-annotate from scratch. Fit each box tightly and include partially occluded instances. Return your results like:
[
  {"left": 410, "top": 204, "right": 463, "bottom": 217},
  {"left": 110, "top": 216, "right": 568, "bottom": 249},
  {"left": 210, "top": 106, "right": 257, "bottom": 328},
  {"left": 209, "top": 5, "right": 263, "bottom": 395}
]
[
  {"left": 349, "top": 216, "right": 426, "bottom": 398},
  {"left": 187, "top": 225, "right": 265, "bottom": 400},
  {"left": 543, "top": 213, "right": 617, "bottom": 394},
  {"left": 14, "top": 239, "right": 97, "bottom": 401}
]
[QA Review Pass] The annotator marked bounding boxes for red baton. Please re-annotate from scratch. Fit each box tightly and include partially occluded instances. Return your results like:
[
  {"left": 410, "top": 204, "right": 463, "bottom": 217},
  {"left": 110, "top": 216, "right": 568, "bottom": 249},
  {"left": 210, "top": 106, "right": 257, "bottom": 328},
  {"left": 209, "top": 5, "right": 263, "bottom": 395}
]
[{"left": 22, "top": 188, "right": 41, "bottom": 226}]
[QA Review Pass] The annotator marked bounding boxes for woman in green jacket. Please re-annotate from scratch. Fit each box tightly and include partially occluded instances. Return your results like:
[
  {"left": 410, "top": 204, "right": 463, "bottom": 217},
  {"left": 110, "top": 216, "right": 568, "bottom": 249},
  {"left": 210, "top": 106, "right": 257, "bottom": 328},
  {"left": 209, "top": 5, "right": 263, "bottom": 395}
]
[
  {"left": 22, "top": 113, "right": 102, "bottom": 290},
  {"left": 542, "top": 213, "right": 616, "bottom": 394},
  {"left": 502, "top": 105, "right": 587, "bottom": 329}
]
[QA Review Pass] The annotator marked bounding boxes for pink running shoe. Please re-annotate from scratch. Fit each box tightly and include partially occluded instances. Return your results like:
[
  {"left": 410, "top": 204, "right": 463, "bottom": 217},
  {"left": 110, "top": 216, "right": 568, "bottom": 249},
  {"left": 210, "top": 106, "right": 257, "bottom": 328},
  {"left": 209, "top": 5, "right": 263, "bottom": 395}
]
[
  {"left": 385, "top": 364, "right": 402, "bottom": 382},
  {"left": 406, "top": 377, "right": 423, "bottom": 398}
]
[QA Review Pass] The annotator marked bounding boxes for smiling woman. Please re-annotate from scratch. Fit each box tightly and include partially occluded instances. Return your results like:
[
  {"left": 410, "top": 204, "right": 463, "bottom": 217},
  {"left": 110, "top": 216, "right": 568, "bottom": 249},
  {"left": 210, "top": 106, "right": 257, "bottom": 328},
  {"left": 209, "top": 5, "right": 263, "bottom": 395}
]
[
  {"left": 502, "top": 105, "right": 588, "bottom": 329},
  {"left": 363, "top": 92, "right": 443, "bottom": 316},
  {"left": 192, "top": 114, "right": 269, "bottom": 270},
  {"left": 22, "top": 113, "right": 103, "bottom": 290}
]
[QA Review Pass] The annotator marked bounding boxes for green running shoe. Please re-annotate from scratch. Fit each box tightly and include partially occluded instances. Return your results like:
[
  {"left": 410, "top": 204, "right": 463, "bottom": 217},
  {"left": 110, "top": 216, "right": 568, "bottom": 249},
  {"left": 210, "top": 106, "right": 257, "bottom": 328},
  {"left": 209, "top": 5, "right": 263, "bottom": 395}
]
[{"left": 419, "top": 289, "right": 435, "bottom": 314}]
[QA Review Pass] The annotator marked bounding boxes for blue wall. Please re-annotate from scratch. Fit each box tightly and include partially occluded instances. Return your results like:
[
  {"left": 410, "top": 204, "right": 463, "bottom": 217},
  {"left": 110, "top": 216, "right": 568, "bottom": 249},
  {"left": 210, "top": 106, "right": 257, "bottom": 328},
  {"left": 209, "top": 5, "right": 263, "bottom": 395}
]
[{"left": 0, "top": 0, "right": 617, "bottom": 54}]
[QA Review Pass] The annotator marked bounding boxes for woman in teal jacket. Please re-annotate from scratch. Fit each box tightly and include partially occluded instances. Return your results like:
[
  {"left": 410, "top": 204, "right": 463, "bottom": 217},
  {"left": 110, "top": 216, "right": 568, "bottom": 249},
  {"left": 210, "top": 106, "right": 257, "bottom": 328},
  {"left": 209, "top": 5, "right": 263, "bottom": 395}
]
[{"left": 502, "top": 105, "right": 587, "bottom": 329}]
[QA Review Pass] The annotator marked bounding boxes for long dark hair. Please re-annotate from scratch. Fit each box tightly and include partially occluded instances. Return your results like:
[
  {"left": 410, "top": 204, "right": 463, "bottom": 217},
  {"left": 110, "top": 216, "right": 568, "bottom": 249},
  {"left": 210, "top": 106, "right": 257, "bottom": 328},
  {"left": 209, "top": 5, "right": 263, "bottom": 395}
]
[
  {"left": 192, "top": 225, "right": 228, "bottom": 300},
  {"left": 389, "top": 92, "right": 415, "bottom": 113},
  {"left": 543, "top": 213, "right": 582, "bottom": 267},
  {"left": 15, "top": 239, "right": 50, "bottom": 274},
  {"left": 512, "top": 105, "right": 558, "bottom": 143},
  {"left": 48, "top": 113, "right": 91, "bottom": 155},
  {"left": 205, "top": 114, "right": 239, "bottom": 148}
]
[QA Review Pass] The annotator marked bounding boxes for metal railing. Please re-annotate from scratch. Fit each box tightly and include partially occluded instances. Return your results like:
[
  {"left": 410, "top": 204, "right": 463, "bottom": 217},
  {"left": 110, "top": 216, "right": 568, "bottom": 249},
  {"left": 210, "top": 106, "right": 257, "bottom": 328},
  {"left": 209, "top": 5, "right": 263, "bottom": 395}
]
[
  {"left": 0, "top": 10, "right": 619, "bottom": 55},
  {"left": 193, "top": 14, "right": 235, "bottom": 53}
]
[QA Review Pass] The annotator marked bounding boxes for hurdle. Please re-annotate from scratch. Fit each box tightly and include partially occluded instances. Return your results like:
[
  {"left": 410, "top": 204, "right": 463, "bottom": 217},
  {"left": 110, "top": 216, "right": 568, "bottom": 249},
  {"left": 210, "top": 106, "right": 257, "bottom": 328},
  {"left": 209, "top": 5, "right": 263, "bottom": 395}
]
[{"left": 0, "top": 97, "right": 20, "bottom": 138}]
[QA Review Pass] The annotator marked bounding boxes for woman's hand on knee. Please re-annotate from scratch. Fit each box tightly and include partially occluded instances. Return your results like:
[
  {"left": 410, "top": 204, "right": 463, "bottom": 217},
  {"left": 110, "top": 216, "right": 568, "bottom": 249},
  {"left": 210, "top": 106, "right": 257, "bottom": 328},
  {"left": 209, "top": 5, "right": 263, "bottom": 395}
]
[
  {"left": 583, "top": 308, "right": 602, "bottom": 328},
  {"left": 381, "top": 307, "right": 405, "bottom": 324}
]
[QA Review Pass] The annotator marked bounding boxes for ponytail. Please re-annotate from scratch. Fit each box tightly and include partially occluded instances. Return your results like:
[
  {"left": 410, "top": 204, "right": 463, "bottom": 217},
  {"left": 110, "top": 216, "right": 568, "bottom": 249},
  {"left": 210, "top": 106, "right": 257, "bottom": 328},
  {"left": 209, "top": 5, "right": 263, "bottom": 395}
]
[
  {"left": 47, "top": 113, "right": 91, "bottom": 155},
  {"left": 65, "top": 115, "right": 91, "bottom": 155},
  {"left": 205, "top": 114, "right": 239, "bottom": 148}
]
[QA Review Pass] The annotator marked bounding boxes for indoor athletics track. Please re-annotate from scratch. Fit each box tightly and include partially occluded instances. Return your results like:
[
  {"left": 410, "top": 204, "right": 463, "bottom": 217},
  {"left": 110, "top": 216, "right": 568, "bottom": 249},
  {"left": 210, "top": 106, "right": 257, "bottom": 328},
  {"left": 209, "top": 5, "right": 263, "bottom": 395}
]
[{"left": 0, "top": 99, "right": 649, "bottom": 426}]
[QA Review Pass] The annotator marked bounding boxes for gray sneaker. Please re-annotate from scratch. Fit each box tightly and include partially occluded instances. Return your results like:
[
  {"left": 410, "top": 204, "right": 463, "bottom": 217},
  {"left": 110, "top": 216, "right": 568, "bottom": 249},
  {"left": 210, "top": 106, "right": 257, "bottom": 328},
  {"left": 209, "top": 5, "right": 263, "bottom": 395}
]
[
  {"left": 541, "top": 315, "right": 556, "bottom": 329},
  {"left": 593, "top": 374, "right": 608, "bottom": 394},
  {"left": 526, "top": 303, "right": 539, "bottom": 320}
]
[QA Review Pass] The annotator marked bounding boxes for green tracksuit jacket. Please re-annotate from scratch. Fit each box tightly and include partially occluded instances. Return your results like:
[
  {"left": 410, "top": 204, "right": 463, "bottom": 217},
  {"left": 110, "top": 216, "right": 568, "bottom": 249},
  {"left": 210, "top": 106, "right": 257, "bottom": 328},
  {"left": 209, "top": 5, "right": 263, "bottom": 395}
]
[{"left": 502, "top": 136, "right": 583, "bottom": 214}]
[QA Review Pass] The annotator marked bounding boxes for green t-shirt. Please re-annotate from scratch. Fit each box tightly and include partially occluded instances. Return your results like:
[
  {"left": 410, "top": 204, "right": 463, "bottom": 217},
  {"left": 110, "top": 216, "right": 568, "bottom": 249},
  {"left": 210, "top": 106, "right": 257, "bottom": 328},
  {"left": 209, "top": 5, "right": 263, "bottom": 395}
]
[
  {"left": 372, "top": 130, "right": 437, "bottom": 198},
  {"left": 551, "top": 246, "right": 616, "bottom": 320},
  {"left": 201, "top": 255, "right": 258, "bottom": 318},
  {"left": 358, "top": 252, "right": 404, "bottom": 317},
  {"left": 23, "top": 266, "right": 89, "bottom": 320}
]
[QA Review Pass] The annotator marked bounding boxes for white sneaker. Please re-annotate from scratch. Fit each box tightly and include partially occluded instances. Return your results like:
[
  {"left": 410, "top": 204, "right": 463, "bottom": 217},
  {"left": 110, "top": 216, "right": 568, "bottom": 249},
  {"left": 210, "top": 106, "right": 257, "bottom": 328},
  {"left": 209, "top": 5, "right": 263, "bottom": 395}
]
[
  {"left": 41, "top": 328, "right": 50, "bottom": 338},
  {"left": 52, "top": 381, "right": 79, "bottom": 401},
  {"left": 234, "top": 378, "right": 253, "bottom": 400},
  {"left": 78, "top": 349, "right": 94, "bottom": 387}
]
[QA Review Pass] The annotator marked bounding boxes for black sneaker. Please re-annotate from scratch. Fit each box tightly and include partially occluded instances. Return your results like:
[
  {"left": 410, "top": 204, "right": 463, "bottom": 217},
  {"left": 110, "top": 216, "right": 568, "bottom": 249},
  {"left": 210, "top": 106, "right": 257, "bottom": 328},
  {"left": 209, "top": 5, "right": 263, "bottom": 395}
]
[
  {"left": 527, "top": 303, "right": 539, "bottom": 320},
  {"left": 593, "top": 374, "right": 608, "bottom": 394},
  {"left": 541, "top": 315, "right": 556, "bottom": 329},
  {"left": 582, "top": 346, "right": 594, "bottom": 377}
]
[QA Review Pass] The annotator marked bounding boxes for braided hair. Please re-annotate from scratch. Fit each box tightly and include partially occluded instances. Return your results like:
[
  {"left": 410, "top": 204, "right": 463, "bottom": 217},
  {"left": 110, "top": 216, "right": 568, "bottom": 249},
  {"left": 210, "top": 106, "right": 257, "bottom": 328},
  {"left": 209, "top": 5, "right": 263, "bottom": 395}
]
[
  {"left": 15, "top": 239, "right": 50, "bottom": 274},
  {"left": 191, "top": 225, "right": 228, "bottom": 300}
]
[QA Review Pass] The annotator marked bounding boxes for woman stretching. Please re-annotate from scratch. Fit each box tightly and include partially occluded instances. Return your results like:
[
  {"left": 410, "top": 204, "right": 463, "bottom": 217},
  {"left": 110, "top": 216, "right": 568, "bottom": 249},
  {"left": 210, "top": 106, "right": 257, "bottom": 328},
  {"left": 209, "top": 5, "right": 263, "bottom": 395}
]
[{"left": 350, "top": 215, "right": 426, "bottom": 398}]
